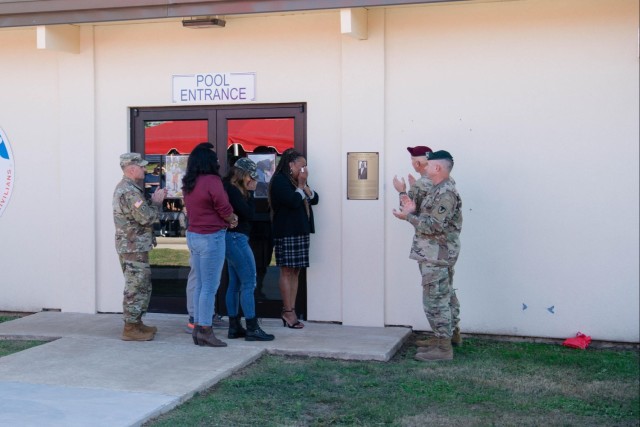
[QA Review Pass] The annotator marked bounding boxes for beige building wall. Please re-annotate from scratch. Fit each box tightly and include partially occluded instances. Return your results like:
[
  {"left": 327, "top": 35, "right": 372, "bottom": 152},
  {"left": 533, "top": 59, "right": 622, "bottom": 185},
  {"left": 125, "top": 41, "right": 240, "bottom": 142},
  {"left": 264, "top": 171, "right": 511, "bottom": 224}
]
[
  {"left": 0, "top": 0, "right": 637, "bottom": 341},
  {"left": 384, "top": 0, "right": 639, "bottom": 340},
  {"left": 91, "top": 11, "right": 346, "bottom": 320},
  {"left": 0, "top": 26, "right": 96, "bottom": 313}
]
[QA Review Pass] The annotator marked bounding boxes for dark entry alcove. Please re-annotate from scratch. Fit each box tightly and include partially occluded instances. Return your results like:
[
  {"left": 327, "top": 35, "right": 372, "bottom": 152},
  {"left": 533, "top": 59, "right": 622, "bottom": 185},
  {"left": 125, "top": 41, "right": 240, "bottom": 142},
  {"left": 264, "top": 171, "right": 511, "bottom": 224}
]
[
  {"left": 147, "top": 266, "right": 188, "bottom": 314},
  {"left": 133, "top": 103, "right": 307, "bottom": 320}
]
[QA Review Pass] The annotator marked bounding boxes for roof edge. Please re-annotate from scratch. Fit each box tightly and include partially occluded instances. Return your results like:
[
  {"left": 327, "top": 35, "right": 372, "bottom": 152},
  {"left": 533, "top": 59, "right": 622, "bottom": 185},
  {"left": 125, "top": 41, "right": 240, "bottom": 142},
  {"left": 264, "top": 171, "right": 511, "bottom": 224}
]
[{"left": 0, "top": 0, "right": 465, "bottom": 28}]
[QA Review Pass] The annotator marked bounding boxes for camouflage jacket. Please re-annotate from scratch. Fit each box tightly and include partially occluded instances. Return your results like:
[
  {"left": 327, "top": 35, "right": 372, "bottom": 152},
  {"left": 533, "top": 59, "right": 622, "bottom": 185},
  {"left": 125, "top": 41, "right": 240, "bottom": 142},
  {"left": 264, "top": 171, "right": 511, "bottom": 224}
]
[
  {"left": 112, "top": 176, "right": 160, "bottom": 253},
  {"left": 406, "top": 175, "right": 432, "bottom": 209},
  {"left": 403, "top": 175, "right": 455, "bottom": 207},
  {"left": 406, "top": 177, "right": 462, "bottom": 266}
]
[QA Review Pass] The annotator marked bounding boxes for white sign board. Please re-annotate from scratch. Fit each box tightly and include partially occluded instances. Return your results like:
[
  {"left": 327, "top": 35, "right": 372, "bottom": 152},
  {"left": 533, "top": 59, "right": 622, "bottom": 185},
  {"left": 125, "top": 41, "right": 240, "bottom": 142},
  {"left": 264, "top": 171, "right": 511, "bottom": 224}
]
[
  {"left": 0, "top": 127, "right": 15, "bottom": 217},
  {"left": 172, "top": 72, "right": 256, "bottom": 103}
]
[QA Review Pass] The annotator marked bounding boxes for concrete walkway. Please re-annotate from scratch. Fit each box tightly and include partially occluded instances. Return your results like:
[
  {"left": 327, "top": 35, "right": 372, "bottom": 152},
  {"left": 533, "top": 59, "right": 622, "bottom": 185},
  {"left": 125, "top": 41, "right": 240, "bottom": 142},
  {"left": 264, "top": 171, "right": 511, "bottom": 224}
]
[{"left": 0, "top": 312, "right": 410, "bottom": 427}]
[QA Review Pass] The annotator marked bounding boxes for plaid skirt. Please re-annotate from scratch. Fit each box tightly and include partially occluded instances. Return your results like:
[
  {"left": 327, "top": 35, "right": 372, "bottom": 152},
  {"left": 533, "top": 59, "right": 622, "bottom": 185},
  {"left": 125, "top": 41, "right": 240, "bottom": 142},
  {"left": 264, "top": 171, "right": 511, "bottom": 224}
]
[{"left": 274, "top": 235, "right": 310, "bottom": 268}]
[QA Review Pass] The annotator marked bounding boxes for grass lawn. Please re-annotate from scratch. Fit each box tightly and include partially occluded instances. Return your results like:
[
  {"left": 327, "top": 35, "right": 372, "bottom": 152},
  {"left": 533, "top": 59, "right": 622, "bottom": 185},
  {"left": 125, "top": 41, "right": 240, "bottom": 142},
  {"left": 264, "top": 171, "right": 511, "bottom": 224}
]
[
  {"left": 149, "top": 247, "right": 276, "bottom": 268},
  {"left": 1, "top": 313, "right": 637, "bottom": 425},
  {"left": 147, "top": 334, "right": 639, "bottom": 426},
  {"left": 0, "top": 315, "right": 47, "bottom": 357},
  {"left": 150, "top": 248, "right": 190, "bottom": 267}
]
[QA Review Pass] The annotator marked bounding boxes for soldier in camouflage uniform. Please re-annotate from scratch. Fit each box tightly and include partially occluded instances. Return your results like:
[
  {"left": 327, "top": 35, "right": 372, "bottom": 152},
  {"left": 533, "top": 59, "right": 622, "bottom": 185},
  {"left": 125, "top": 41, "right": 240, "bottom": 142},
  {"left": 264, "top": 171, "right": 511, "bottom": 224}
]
[
  {"left": 393, "top": 150, "right": 462, "bottom": 361},
  {"left": 393, "top": 146, "right": 431, "bottom": 210},
  {"left": 393, "top": 146, "right": 462, "bottom": 346},
  {"left": 113, "top": 153, "right": 167, "bottom": 341}
]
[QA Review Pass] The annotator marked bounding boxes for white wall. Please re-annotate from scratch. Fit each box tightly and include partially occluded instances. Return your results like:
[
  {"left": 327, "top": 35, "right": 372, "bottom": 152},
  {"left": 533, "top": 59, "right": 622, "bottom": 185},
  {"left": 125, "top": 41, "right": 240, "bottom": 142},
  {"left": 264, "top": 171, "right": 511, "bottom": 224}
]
[
  {"left": 0, "top": 27, "right": 96, "bottom": 313},
  {"left": 340, "top": 9, "right": 387, "bottom": 326},
  {"left": 0, "top": 0, "right": 637, "bottom": 341},
  {"left": 384, "top": 0, "right": 639, "bottom": 341}
]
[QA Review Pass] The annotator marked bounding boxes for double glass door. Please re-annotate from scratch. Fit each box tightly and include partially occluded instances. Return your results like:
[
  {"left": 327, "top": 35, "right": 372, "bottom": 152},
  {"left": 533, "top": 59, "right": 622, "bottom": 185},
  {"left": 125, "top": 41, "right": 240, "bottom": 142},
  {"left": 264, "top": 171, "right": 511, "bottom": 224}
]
[{"left": 130, "top": 103, "right": 307, "bottom": 319}]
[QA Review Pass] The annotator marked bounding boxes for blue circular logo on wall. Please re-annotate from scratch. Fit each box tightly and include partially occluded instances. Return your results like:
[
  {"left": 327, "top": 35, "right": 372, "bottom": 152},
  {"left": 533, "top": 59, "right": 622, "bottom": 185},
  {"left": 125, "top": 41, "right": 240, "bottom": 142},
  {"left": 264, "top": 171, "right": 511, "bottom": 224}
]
[{"left": 0, "top": 127, "right": 15, "bottom": 217}]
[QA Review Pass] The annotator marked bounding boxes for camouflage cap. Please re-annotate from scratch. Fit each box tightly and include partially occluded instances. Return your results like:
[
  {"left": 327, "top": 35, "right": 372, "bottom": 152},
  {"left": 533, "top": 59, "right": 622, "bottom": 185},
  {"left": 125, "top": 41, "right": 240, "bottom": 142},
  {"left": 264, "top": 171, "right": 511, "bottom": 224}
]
[
  {"left": 406, "top": 146, "right": 432, "bottom": 157},
  {"left": 120, "top": 152, "right": 148, "bottom": 169},
  {"left": 428, "top": 150, "right": 454, "bottom": 163},
  {"left": 234, "top": 157, "right": 259, "bottom": 180}
]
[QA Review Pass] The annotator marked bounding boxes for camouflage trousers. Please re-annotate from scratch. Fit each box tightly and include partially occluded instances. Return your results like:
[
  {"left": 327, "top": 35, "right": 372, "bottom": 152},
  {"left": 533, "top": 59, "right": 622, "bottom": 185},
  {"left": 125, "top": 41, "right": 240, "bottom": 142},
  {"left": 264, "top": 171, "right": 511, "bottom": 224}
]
[
  {"left": 119, "top": 252, "right": 152, "bottom": 324},
  {"left": 418, "top": 263, "right": 460, "bottom": 339}
]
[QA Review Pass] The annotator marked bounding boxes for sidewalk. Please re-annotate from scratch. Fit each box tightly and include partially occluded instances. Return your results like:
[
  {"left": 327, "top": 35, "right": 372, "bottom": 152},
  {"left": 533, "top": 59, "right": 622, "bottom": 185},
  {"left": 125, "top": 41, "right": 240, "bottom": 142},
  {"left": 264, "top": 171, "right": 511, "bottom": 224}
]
[{"left": 0, "top": 312, "right": 410, "bottom": 427}]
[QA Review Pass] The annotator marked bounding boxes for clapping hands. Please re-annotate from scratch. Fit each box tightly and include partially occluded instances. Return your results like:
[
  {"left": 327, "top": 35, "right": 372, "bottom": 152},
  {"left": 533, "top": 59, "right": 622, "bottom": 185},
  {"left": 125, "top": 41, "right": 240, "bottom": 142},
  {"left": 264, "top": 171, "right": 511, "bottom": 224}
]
[
  {"left": 151, "top": 187, "right": 167, "bottom": 207},
  {"left": 392, "top": 173, "right": 417, "bottom": 193},
  {"left": 392, "top": 193, "right": 416, "bottom": 220},
  {"left": 392, "top": 175, "right": 406, "bottom": 193}
]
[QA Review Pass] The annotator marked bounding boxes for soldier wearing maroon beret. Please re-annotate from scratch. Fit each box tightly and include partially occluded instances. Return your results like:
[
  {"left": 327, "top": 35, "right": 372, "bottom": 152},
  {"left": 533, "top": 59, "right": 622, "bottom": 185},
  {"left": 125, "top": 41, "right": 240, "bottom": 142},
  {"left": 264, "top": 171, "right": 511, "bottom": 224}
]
[
  {"left": 406, "top": 146, "right": 432, "bottom": 157},
  {"left": 392, "top": 146, "right": 432, "bottom": 210}
]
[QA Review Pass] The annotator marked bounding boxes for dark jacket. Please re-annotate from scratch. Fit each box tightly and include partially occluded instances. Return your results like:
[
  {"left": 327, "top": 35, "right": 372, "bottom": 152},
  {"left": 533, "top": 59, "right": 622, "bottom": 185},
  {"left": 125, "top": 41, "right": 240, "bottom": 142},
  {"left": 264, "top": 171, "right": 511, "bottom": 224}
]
[
  {"left": 269, "top": 172, "right": 319, "bottom": 238},
  {"left": 223, "top": 179, "right": 255, "bottom": 237}
]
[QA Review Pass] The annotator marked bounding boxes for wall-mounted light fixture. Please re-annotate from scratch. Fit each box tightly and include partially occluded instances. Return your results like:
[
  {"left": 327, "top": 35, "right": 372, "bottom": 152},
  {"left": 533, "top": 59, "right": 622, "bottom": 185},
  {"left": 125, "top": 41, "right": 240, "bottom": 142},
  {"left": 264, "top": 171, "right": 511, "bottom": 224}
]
[{"left": 182, "top": 16, "right": 226, "bottom": 29}]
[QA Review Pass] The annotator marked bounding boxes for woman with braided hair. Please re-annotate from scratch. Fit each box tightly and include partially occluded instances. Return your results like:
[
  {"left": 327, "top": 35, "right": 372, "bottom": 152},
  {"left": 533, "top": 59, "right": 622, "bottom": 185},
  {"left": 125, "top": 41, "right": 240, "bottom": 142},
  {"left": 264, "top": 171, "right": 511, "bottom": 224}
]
[{"left": 268, "top": 148, "right": 319, "bottom": 329}]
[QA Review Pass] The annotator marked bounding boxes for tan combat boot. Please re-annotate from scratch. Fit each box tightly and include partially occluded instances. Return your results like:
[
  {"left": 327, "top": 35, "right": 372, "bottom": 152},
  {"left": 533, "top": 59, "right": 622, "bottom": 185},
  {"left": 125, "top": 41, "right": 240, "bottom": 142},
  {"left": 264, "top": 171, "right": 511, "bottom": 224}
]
[
  {"left": 415, "top": 336, "right": 438, "bottom": 347},
  {"left": 416, "top": 328, "right": 462, "bottom": 347},
  {"left": 414, "top": 338, "right": 453, "bottom": 361},
  {"left": 121, "top": 322, "right": 155, "bottom": 341},
  {"left": 416, "top": 345, "right": 434, "bottom": 353},
  {"left": 138, "top": 321, "right": 158, "bottom": 335},
  {"left": 451, "top": 327, "right": 462, "bottom": 347}
]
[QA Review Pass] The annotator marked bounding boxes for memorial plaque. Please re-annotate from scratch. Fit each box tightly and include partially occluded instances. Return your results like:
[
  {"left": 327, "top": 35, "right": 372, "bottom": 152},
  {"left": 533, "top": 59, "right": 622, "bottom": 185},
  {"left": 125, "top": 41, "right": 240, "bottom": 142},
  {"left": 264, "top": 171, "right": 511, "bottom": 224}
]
[{"left": 347, "top": 152, "right": 379, "bottom": 200}]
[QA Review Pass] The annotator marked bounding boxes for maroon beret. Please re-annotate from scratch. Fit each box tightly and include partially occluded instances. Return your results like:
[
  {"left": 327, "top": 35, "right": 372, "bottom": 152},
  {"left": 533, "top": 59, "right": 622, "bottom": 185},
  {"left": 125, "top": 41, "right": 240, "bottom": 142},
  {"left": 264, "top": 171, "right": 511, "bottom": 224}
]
[{"left": 406, "top": 146, "right": 432, "bottom": 157}]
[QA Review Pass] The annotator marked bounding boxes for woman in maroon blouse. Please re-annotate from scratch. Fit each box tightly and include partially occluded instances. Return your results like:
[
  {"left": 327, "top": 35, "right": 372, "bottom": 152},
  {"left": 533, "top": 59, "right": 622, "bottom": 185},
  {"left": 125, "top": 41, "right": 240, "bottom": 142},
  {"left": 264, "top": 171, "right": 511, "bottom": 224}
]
[{"left": 182, "top": 143, "right": 237, "bottom": 347}]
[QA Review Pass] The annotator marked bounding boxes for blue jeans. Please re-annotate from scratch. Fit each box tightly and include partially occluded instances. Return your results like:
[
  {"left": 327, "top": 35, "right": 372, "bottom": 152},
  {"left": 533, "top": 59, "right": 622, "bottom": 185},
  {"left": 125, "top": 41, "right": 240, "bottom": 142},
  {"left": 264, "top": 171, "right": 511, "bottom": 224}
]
[
  {"left": 186, "top": 229, "right": 226, "bottom": 327},
  {"left": 225, "top": 232, "right": 257, "bottom": 319},
  {"left": 186, "top": 258, "right": 196, "bottom": 319}
]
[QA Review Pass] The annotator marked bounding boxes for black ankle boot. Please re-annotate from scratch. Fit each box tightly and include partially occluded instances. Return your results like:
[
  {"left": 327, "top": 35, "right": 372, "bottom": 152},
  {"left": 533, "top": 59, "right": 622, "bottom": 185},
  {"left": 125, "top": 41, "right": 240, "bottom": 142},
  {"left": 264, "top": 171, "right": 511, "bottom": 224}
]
[
  {"left": 245, "top": 318, "right": 275, "bottom": 341},
  {"left": 227, "top": 316, "right": 247, "bottom": 339}
]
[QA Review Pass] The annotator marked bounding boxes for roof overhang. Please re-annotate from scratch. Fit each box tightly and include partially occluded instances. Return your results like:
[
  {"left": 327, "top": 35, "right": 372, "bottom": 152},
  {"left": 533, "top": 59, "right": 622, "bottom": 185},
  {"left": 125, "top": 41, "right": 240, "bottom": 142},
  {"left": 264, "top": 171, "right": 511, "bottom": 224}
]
[{"left": 0, "top": 0, "right": 466, "bottom": 28}]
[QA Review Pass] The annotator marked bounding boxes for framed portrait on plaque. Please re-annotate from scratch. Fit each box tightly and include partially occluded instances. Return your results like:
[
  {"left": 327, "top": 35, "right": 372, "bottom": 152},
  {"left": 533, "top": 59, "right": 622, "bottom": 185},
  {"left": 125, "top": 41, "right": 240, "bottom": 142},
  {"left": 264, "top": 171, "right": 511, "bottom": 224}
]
[
  {"left": 247, "top": 153, "right": 276, "bottom": 198},
  {"left": 164, "top": 155, "right": 189, "bottom": 198},
  {"left": 347, "top": 152, "right": 379, "bottom": 200}
]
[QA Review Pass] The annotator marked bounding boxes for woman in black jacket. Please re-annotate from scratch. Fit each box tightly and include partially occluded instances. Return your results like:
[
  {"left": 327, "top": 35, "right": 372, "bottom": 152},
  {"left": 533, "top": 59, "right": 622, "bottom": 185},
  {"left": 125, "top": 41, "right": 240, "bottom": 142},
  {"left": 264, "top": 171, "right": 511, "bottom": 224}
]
[{"left": 268, "top": 148, "right": 319, "bottom": 329}]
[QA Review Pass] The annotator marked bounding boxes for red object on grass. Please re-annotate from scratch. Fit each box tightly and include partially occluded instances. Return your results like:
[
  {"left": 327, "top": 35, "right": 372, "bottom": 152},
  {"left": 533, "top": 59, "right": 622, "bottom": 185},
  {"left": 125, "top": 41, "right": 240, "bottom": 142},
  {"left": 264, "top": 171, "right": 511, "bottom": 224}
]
[{"left": 562, "top": 332, "right": 592, "bottom": 349}]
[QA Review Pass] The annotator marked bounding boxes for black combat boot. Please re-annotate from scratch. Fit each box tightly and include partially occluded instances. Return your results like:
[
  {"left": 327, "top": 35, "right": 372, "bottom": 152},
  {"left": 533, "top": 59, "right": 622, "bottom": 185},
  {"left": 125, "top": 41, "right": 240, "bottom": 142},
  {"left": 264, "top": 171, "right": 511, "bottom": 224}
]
[
  {"left": 245, "top": 318, "right": 275, "bottom": 341},
  {"left": 227, "top": 316, "right": 247, "bottom": 339}
]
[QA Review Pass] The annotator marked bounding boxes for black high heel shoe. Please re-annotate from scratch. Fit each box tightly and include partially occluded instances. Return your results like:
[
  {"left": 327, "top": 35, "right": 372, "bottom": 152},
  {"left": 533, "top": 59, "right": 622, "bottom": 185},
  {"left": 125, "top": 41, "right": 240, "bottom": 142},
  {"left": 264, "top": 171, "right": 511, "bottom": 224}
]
[{"left": 281, "top": 309, "right": 304, "bottom": 329}]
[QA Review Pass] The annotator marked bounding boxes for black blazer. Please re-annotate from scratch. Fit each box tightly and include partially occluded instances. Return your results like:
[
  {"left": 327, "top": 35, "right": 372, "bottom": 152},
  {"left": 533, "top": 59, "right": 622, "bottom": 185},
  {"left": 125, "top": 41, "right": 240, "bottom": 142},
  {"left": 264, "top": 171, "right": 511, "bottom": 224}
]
[
  {"left": 223, "top": 179, "right": 255, "bottom": 237},
  {"left": 270, "top": 172, "right": 319, "bottom": 238}
]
